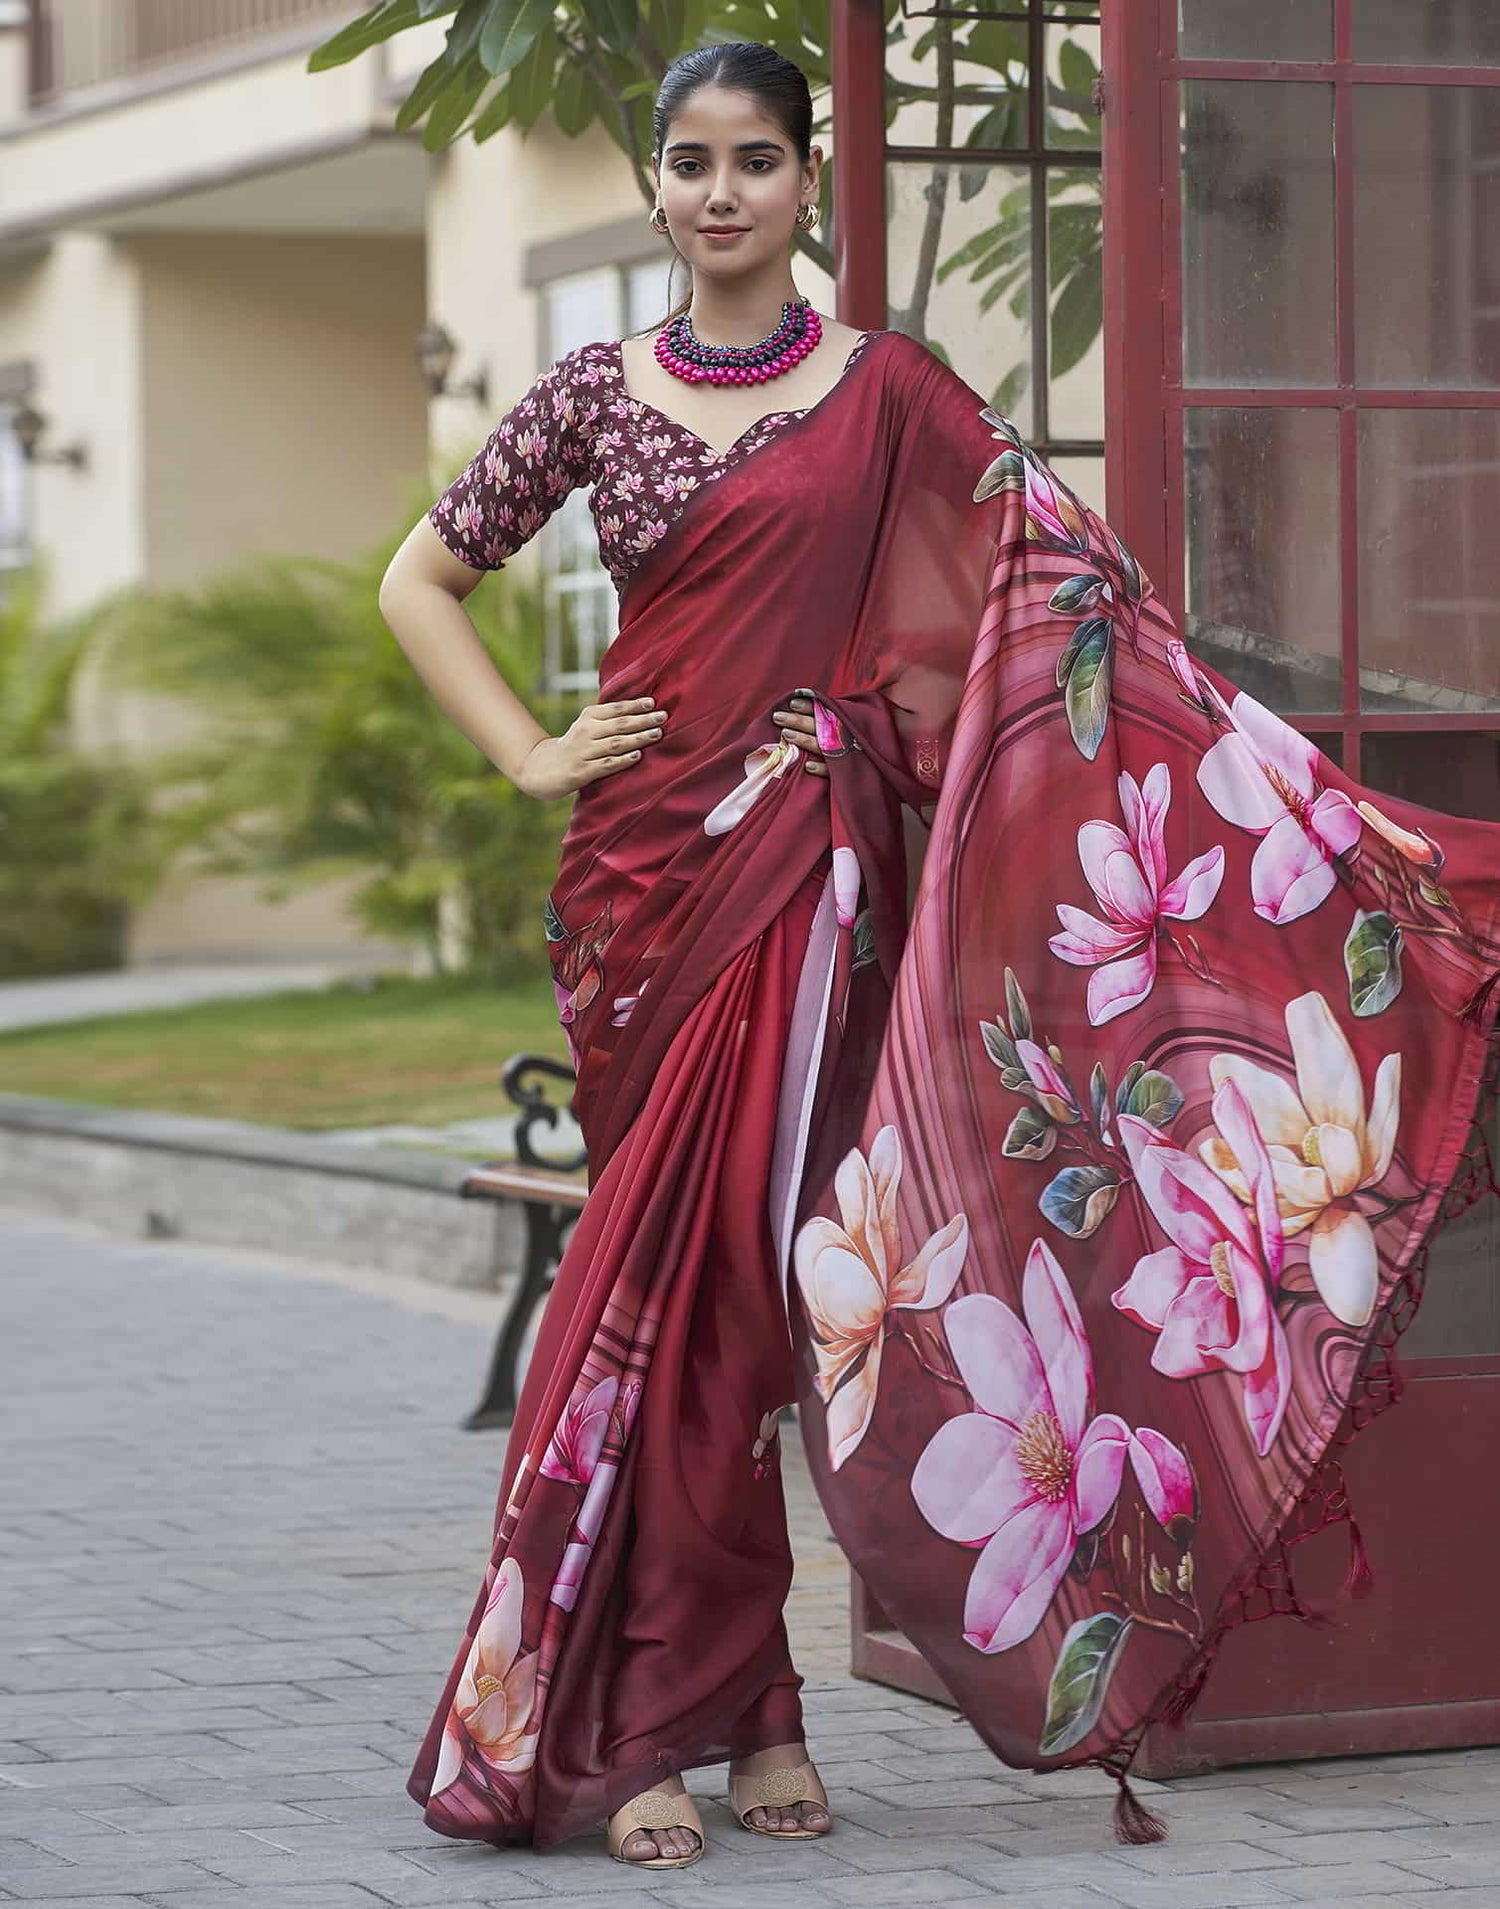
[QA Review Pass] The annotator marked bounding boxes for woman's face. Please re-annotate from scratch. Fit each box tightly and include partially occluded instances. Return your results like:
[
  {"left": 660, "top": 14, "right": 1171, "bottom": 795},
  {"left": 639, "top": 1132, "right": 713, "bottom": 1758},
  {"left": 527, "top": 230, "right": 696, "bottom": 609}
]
[{"left": 653, "top": 83, "right": 818, "bottom": 278}]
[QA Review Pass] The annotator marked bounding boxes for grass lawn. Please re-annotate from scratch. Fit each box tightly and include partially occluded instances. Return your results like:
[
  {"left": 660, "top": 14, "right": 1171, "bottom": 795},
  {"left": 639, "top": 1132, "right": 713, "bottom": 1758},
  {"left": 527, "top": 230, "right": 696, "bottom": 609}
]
[{"left": 0, "top": 973, "right": 573, "bottom": 1131}]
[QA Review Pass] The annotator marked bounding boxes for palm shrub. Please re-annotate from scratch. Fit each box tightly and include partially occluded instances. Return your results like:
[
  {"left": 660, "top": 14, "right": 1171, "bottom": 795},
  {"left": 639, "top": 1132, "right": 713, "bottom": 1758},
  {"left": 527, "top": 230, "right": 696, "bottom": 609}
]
[
  {"left": 96, "top": 496, "right": 579, "bottom": 982},
  {"left": 0, "top": 564, "right": 158, "bottom": 979}
]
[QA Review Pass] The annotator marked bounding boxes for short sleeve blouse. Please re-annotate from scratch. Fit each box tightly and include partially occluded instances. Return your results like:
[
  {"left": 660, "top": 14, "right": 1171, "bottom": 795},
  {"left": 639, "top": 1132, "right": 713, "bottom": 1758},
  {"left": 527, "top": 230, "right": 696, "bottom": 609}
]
[{"left": 425, "top": 332, "right": 879, "bottom": 594}]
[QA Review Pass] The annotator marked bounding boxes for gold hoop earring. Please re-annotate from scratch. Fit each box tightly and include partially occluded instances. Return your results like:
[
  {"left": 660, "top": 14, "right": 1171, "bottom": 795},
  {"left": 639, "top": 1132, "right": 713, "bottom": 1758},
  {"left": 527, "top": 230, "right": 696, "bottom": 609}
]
[
  {"left": 795, "top": 202, "right": 818, "bottom": 231},
  {"left": 649, "top": 204, "right": 670, "bottom": 234}
]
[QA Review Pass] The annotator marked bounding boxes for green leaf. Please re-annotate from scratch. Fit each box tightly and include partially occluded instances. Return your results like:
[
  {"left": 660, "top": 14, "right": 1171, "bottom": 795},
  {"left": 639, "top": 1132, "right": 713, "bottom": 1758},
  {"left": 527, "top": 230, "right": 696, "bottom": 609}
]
[
  {"left": 1050, "top": 246, "right": 1102, "bottom": 380},
  {"left": 1122, "top": 1068, "right": 1184, "bottom": 1130},
  {"left": 421, "top": 47, "right": 491, "bottom": 146},
  {"left": 1049, "top": 573, "right": 1109, "bottom": 617},
  {"left": 307, "top": 0, "right": 424, "bottom": 71},
  {"left": 979, "top": 1016, "right": 1021, "bottom": 1073},
  {"left": 1002, "top": 1105, "right": 1057, "bottom": 1161},
  {"left": 1345, "top": 909, "right": 1404, "bottom": 1018},
  {"left": 1004, "top": 965, "right": 1032, "bottom": 1041},
  {"left": 1114, "top": 1059, "right": 1146, "bottom": 1113},
  {"left": 543, "top": 895, "right": 567, "bottom": 941},
  {"left": 394, "top": 46, "right": 463, "bottom": 131},
  {"left": 1039, "top": 1611, "right": 1133, "bottom": 1756},
  {"left": 1039, "top": 1163, "right": 1120, "bottom": 1239},
  {"left": 973, "top": 448, "right": 1027, "bottom": 503},
  {"left": 1061, "top": 618, "right": 1114, "bottom": 761},
  {"left": 580, "top": 0, "right": 639, "bottom": 54},
  {"left": 478, "top": 0, "right": 552, "bottom": 76},
  {"left": 1089, "top": 1061, "right": 1109, "bottom": 1132},
  {"left": 1057, "top": 35, "right": 1099, "bottom": 99}
]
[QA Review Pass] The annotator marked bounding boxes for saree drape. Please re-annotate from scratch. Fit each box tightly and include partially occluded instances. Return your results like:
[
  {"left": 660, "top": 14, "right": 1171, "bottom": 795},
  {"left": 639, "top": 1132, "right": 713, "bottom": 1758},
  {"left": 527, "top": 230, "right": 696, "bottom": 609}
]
[{"left": 406, "top": 328, "right": 1500, "bottom": 1849}]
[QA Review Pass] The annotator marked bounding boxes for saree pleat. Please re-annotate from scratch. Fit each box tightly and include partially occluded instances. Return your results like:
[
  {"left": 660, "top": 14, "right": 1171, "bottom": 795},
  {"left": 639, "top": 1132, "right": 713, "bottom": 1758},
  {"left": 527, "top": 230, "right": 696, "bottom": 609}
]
[
  {"left": 409, "top": 327, "right": 1500, "bottom": 1850},
  {"left": 407, "top": 858, "right": 828, "bottom": 1848}
]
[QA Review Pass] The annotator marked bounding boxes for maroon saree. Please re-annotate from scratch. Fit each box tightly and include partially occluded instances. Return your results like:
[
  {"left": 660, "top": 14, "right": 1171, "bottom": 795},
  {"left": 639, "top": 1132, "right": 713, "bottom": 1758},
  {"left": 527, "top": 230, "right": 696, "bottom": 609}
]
[{"left": 406, "top": 327, "right": 1500, "bottom": 1848}]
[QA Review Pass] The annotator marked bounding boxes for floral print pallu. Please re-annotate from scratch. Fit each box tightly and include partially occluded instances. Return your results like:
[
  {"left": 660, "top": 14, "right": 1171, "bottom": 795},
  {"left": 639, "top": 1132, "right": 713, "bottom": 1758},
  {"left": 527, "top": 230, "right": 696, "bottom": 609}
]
[{"left": 407, "top": 327, "right": 1500, "bottom": 1850}]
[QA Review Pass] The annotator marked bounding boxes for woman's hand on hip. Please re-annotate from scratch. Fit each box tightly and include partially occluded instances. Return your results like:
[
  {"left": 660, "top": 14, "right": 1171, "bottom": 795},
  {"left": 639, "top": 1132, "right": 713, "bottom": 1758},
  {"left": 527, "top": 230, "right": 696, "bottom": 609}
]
[
  {"left": 772, "top": 693, "right": 830, "bottom": 777},
  {"left": 515, "top": 698, "right": 668, "bottom": 800}
]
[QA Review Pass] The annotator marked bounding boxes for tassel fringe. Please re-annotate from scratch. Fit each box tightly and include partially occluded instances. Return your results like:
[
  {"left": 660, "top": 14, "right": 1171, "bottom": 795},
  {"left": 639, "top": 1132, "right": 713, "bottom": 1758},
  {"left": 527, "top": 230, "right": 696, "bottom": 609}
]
[
  {"left": 1111, "top": 1768, "right": 1168, "bottom": 1845},
  {"left": 1343, "top": 1514, "right": 1375, "bottom": 1600}
]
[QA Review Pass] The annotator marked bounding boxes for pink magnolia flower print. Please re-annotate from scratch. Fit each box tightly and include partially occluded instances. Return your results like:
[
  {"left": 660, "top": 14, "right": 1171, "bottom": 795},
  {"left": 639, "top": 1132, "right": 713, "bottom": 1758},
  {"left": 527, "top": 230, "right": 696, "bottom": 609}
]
[
  {"left": 1112, "top": 1079, "right": 1290, "bottom": 1457},
  {"left": 546, "top": 1377, "right": 640, "bottom": 1614},
  {"left": 1196, "top": 690, "right": 1361, "bottom": 926},
  {"left": 432, "top": 1557, "right": 540, "bottom": 1798},
  {"left": 1357, "top": 798, "right": 1444, "bottom": 872},
  {"left": 833, "top": 844, "right": 862, "bottom": 927},
  {"left": 540, "top": 1376, "right": 617, "bottom": 1487},
  {"left": 793, "top": 1123, "right": 969, "bottom": 1471},
  {"left": 910, "top": 1238, "right": 1134, "bottom": 1654},
  {"left": 1129, "top": 1428, "right": 1198, "bottom": 1545},
  {"left": 1049, "top": 764, "right": 1225, "bottom": 1026},
  {"left": 1200, "top": 991, "right": 1401, "bottom": 1330},
  {"left": 703, "top": 738, "right": 800, "bottom": 836}
]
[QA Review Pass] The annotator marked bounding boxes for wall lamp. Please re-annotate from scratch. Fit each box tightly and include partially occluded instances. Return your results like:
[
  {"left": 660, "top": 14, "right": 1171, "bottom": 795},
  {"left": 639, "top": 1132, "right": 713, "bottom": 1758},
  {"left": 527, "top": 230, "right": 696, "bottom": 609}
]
[
  {"left": 12, "top": 402, "right": 87, "bottom": 469},
  {"left": 416, "top": 323, "right": 490, "bottom": 408}
]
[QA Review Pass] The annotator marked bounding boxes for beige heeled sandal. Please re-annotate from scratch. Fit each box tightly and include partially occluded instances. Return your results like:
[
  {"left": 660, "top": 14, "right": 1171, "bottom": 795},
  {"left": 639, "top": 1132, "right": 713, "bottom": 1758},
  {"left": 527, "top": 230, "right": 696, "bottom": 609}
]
[
  {"left": 727, "top": 1757, "right": 831, "bottom": 1839},
  {"left": 606, "top": 1781, "right": 705, "bottom": 1869}
]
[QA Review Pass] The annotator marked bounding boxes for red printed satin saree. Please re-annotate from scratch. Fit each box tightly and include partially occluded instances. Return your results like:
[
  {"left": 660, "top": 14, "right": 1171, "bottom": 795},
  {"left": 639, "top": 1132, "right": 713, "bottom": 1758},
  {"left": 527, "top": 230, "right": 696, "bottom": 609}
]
[{"left": 406, "top": 327, "right": 1500, "bottom": 1849}]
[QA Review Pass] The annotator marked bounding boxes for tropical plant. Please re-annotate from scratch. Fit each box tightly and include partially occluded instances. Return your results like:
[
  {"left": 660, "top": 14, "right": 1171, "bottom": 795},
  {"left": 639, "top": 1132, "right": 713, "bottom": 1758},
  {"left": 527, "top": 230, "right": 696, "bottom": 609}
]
[
  {"left": 0, "top": 564, "right": 158, "bottom": 979},
  {"left": 309, "top": 0, "right": 1103, "bottom": 403},
  {"left": 93, "top": 489, "right": 578, "bottom": 982}
]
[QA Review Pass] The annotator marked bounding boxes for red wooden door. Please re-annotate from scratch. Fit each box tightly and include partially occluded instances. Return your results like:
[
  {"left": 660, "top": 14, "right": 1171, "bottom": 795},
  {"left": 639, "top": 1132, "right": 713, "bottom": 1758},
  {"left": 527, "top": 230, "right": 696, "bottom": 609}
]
[
  {"left": 1102, "top": 0, "right": 1500, "bottom": 1774},
  {"left": 840, "top": 0, "right": 1500, "bottom": 1768}
]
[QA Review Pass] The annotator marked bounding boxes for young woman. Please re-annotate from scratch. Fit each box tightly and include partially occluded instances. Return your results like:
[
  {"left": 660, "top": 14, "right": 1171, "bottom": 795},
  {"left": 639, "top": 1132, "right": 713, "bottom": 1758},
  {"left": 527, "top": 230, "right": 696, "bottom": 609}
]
[{"left": 378, "top": 40, "right": 1500, "bottom": 1874}]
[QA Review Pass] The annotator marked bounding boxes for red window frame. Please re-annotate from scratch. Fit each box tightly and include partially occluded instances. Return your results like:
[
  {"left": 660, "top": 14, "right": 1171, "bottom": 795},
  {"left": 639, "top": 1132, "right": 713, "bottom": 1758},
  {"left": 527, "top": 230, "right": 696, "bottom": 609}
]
[{"left": 1101, "top": 0, "right": 1500, "bottom": 782}]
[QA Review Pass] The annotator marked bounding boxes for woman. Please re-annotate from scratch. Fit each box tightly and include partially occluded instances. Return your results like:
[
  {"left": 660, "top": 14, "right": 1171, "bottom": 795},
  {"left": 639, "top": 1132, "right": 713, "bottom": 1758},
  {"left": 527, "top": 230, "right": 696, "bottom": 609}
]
[{"left": 378, "top": 41, "right": 1500, "bottom": 1872}]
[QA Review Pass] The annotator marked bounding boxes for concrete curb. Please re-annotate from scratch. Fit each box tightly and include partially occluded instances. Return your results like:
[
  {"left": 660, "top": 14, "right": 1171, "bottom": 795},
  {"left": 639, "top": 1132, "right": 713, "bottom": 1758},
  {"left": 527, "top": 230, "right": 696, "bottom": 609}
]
[{"left": 0, "top": 1092, "right": 524, "bottom": 1292}]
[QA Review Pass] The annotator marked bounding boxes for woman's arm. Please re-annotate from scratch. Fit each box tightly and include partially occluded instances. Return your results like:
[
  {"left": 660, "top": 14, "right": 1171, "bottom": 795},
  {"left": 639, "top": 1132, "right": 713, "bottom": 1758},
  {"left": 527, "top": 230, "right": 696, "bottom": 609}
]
[
  {"left": 378, "top": 520, "right": 667, "bottom": 801},
  {"left": 378, "top": 350, "right": 670, "bottom": 801}
]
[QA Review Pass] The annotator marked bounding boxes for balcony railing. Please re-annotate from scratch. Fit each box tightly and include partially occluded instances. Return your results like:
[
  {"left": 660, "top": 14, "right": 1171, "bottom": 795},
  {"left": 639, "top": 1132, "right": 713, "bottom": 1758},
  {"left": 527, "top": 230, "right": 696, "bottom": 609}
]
[{"left": 27, "top": 0, "right": 359, "bottom": 108}]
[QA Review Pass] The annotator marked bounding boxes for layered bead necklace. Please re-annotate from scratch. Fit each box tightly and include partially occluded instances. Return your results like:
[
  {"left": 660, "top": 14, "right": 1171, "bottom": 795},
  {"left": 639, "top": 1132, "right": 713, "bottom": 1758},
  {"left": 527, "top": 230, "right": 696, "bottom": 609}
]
[{"left": 654, "top": 296, "right": 823, "bottom": 385}]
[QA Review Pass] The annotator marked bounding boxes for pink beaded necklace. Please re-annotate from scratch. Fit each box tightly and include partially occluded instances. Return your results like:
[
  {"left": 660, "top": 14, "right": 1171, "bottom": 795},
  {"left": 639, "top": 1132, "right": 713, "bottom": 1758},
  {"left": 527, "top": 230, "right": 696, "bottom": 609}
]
[{"left": 654, "top": 297, "right": 823, "bottom": 386}]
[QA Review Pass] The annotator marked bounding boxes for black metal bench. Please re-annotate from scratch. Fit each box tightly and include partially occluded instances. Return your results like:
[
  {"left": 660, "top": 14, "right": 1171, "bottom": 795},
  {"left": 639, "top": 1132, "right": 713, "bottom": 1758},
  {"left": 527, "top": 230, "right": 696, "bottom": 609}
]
[{"left": 459, "top": 1053, "right": 586, "bottom": 1430}]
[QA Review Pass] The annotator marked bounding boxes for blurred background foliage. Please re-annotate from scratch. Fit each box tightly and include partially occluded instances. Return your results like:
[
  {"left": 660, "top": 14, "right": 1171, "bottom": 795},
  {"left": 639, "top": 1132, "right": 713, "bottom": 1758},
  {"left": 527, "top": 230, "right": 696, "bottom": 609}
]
[
  {"left": 92, "top": 481, "right": 576, "bottom": 986},
  {"left": 312, "top": 0, "right": 1102, "bottom": 402},
  {"left": 0, "top": 564, "right": 159, "bottom": 980}
]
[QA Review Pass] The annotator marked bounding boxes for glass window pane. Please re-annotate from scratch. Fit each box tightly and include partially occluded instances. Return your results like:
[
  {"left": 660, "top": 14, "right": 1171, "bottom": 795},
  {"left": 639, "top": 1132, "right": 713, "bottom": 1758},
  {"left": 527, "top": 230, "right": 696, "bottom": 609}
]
[
  {"left": 544, "top": 266, "right": 620, "bottom": 358},
  {"left": 1359, "top": 410, "right": 1500, "bottom": 712},
  {"left": 1179, "top": 0, "right": 1332, "bottom": 61},
  {"left": 1046, "top": 24, "right": 1102, "bottom": 150},
  {"left": 887, "top": 160, "right": 1035, "bottom": 435},
  {"left": 1357, "top": 729, "right": 1500, "bottom": 1362},
  {"left": 1355, "top": 87, "right": 1500, "bottom": 389},
  {"left": 1182, "top": 82, "right": 1336, "bottom": 386},
  {"left": 1185, "top": 407, "right": 1342, "bottom": 711},
  {"left": 625, "top": 256, "right": 673, "bottom": 335},
  {"left": 1047, "top": 169, "right": 1104, "bottom": 442},
  {"left": 0, "top": 411, "right": 28, "bottom": 568},
  {"left": 1355, "top": 0, "right": 1500, "bottom": 65},
  {"left": 886, "top": 15, "right": 1030, "bottom": 151}
]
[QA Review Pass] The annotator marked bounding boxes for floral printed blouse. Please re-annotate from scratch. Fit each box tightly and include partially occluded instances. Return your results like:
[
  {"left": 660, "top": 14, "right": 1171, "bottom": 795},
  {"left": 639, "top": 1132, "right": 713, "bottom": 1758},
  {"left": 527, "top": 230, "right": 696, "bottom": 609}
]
[{"left": 427, "top": 331, "right": 878, "bottom": 593}]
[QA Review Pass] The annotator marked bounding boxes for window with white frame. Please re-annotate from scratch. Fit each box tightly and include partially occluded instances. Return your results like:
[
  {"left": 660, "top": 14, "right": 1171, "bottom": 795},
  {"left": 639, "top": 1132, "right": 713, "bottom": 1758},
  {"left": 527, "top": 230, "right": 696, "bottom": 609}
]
[
  {"left": 0, "top": 362, "right": 35, "bottom": 580},
  {"left": 539, "top": 253, "right": 674, "bottom": 696}
]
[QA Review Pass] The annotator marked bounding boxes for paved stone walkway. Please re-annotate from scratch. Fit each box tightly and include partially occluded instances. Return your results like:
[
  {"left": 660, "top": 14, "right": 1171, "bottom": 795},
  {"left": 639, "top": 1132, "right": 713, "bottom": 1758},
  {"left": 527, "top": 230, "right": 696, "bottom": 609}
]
[
  {"left": 0, "top": 960, "right": 394, "bottom": 1034},
  {"left": 2, "top": 1208, "right": 1498, "bottom": 1908}
]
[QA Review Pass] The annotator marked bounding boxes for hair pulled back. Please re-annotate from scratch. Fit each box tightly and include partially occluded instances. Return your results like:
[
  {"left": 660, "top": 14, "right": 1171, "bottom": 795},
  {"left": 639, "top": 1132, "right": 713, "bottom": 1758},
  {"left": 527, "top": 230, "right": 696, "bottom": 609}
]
[{"left": 638, "top": 41, "right": 814, "bottom": 330}]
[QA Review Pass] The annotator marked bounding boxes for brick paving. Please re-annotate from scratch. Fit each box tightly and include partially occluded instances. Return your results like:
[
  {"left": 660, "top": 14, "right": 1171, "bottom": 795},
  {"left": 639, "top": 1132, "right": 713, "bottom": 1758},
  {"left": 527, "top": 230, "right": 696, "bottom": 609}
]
[{"left": 2, "top": 1207, "right": 1498, "bottom": 1907}]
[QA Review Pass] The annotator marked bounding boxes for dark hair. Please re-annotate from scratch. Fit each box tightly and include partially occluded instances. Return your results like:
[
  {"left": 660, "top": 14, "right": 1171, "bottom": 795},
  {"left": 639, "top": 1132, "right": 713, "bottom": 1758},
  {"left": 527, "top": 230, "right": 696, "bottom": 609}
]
[{"left": 630, "top": 41, "right": 814, "bottom": 333}]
